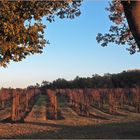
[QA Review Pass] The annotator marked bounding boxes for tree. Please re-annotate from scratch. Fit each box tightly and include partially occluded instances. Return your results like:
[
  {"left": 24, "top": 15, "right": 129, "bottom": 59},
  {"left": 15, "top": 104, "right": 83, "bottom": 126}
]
[
  {"left": 0, "top": 0, "right": 81, "bottom": 67},
  {"left": 96, "top": 0, "right": 140, "bottom": 54},
  {"left": 121, "top": 1, "right": 140, "bottom": 51},
  {"left": 1, "top": 0, "right": 140, "bottom": 67},
  {"left": 41, "top": 70, "right": 140, "bottom": 89},
  {"left": 35, "top": 83, "right": 40, "bottom": 88}
]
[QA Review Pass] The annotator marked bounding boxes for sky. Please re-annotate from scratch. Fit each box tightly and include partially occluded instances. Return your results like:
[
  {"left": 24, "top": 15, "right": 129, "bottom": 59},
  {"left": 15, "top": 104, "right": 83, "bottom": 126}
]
[{"left": 0, "top": 1, "right": 140, "bottom": 88}]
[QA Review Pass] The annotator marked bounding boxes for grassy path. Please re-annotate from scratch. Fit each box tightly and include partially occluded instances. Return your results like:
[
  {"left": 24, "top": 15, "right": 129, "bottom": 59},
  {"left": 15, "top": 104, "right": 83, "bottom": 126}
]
[{"left": 24, "top": 95, "right": 47, "bottom": 122}]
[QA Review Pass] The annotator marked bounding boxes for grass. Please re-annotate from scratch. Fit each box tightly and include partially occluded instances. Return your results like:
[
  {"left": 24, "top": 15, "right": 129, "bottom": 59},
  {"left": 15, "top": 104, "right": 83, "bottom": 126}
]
[
  {"left": 34, "top": 95, "right": 47, "bottom": 108},
  {"left": 57, "top": 95, "right": 69, "bottom": 107}
]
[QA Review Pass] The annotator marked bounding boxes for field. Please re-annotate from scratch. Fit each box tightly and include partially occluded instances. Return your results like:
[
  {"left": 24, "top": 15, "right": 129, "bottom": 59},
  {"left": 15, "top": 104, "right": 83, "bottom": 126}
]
[{"left": 0, "top": 94, "right": 140, "bottom": 139}]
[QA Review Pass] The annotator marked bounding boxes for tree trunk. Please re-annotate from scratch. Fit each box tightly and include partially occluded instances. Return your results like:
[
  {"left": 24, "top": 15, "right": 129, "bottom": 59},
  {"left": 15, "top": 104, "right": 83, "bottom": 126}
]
[
  {"left": 121, "top": 1, "right": 140, "bottom": 49},
  {"left": 1, "top": 100, "right": 5, "bottom": 110}
]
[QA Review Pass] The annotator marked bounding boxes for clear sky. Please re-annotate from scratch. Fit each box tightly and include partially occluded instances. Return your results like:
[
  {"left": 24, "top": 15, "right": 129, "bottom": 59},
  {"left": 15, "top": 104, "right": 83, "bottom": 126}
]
[{"left": 0, "top": 1, "right": 140, "bottom": 88}]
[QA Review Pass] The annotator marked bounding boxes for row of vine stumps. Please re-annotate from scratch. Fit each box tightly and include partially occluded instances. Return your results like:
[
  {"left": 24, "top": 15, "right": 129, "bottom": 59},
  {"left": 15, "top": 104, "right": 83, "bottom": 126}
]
[
  {"left": 24, "top": 89, "right": 63, "bottom": 122},
  {"left": 0, "top": 88, "right": 140, "bottom": 123},
  {"left": 0, "top": 88, "right": 41, "bottom": 122},
  {"left": 55, "top": 88, "right": 140, "bottom": 119}
]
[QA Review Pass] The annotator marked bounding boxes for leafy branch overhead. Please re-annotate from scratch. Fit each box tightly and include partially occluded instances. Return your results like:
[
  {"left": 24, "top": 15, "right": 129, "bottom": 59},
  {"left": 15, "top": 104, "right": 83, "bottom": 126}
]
[
  {"left": 96, "top": 0, "right": 139, "bottom": 54},
  {"left": 0, "top": 0, "right": 140, "bottom": 67},
  {"left": 0, "top": 0, "right": 82, "bottom": 67}
]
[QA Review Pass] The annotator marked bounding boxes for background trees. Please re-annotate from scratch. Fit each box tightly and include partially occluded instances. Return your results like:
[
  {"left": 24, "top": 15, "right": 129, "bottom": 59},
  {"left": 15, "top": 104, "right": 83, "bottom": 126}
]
[{"left": 41, "top": 70, "right": 140, "bottom": 89}]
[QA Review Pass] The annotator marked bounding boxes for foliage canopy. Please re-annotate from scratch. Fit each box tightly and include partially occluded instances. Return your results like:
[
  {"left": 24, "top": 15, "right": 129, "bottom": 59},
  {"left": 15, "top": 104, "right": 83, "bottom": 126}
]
[
  {"left": 96, "top": 0, "right": 138, "bottom": 54},
  {"left": 0, "top": 0, "right": 81, "bottom": 67},
  {"left": 41, "top": 70, "right": 140, "bottom": 89},
  {"left": 0, "top": 0, "right": 140, "bottom": 67}
]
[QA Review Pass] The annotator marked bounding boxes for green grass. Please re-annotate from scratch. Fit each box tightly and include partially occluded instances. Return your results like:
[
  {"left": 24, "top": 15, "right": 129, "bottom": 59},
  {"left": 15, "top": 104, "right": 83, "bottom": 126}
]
[
  {"left": 57, "top": 95, "right": 69, "bottom": 107},
  {"left": 34, "top": 95, "right": 47, "bottom": 108}
]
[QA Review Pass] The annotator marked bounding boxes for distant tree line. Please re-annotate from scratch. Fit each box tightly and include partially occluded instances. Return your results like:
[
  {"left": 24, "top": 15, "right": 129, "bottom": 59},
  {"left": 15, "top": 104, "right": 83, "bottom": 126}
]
[{"left": 40, "top": 70, "right": 140, "bottom": 89}]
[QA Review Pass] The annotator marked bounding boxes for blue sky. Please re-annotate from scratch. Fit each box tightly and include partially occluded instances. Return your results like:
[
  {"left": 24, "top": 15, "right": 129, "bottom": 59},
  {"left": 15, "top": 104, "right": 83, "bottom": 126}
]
[{"left": 0, "top": 1, "right": 140, "bottom": 88}]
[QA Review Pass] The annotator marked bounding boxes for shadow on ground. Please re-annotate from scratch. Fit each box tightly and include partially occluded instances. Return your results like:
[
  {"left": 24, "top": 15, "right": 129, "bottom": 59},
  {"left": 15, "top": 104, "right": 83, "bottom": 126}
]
[{"left": 11, "top": 121, "right": 140, "bottom": 139}]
